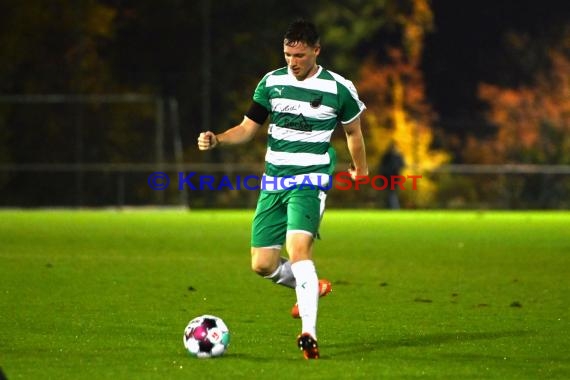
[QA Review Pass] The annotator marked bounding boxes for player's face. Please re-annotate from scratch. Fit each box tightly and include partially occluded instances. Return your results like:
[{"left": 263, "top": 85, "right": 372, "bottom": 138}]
[{"left": 283, "top": 41, "right": 320, "bottom": 81}]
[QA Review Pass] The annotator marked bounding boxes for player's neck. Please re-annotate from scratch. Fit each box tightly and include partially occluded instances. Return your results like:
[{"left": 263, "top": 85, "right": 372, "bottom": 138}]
[{"left": 306, "top": 64, "right": 319, "bottom": 79}]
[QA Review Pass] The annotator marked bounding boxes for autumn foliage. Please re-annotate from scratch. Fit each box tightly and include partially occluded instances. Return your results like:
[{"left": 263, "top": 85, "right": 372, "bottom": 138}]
[
  {"left": 469, "top": 50, "right": 570, "bottom": 165},
  {"left": 455, "top": 42, "right": 570, "bottom": 209},
  {"left": 357, "top": 49, "right": 450, "bottom": 207}
]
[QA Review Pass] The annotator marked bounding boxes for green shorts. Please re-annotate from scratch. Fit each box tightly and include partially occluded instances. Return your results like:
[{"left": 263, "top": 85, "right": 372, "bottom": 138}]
[{"left": 251, "top": 188, "right": 327, "bottom": 248}]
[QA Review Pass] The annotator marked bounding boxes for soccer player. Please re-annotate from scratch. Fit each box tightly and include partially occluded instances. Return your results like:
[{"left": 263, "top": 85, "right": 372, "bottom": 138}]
[{"left": 198, "top": 18, "right": 368, "bottom": 359}]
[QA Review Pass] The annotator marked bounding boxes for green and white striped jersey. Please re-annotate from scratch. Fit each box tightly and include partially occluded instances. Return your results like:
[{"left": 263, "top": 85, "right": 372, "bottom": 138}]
[{"left": 253, "top": 66, "right": 365, "bottom": 191}]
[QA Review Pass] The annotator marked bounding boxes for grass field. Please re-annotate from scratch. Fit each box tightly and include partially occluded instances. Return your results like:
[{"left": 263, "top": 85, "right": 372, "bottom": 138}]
[{"left": 0, "top": 209, "right": 569, "bottom": 379}]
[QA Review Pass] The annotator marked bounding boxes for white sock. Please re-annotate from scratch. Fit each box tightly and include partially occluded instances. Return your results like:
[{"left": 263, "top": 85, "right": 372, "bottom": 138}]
[
  {"left": 291, "top": 260, "right": 319, "bottom": 339},
  {"left": 264, "top": 257, "right": 296, "bottom": 288}
]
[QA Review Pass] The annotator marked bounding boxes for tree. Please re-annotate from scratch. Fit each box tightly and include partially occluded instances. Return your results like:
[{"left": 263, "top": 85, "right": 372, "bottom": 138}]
[
  {"left": 0, "top": 1, "right": 159, "bottom": 206},
  {"left": 358, "top": 50, "right": 449, "bottom": 207},
  {"left": 339, "top": 0, "right": 450, "bottom": 207},
  {"left": 463, "top": 31, "right": 570, "bottom": 208},
  {"left": 474, "top": 49, "right": 570, "bottom": 165},
  {"left": 314, "top": 0, "right": 433, "bottom": 73}
]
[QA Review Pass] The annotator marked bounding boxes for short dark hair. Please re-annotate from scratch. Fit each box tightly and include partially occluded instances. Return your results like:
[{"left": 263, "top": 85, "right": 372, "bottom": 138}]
[{"left": 283, "top": 18, "right": 320, "bottom": 47}]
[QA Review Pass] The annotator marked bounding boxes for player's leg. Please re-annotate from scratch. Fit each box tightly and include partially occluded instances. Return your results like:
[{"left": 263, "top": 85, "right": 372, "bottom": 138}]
[
  {"left": 251, "top": 247, "right": 296, "bottom": 288},
  {"left": 250, "top": 191, "right": 296, "bottom": 288},
  {"left": 287, "top": 232, "right": 319, "bottom": 334},
  {"left": 286, "top": 189, "right": 324, "bottom": 359},
  {"left": 289, "top": 189, "right": 331, "bottom": 318},
  {"left": 288, "top": 232, "right": 321, "bottom": 359}
]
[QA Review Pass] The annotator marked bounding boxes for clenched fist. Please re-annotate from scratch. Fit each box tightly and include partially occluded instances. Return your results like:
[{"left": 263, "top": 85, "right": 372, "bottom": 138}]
[{"left": 197, "top": 131, "right": 218, "bottom": 151}]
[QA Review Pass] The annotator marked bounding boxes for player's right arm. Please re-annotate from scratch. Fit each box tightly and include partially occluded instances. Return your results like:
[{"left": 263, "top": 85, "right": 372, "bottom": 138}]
[
  {"left": 198, "top": 99, "right": 269, "bottom": 151},
  {"left": 197, "top": 116, "right": 261, "bottom": 151}
]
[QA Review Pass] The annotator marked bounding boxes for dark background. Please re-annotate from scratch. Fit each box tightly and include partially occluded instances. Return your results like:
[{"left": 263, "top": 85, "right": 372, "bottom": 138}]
[
  {"left": 0, "top": 0, "right": 568, "bottom": 208},
  {"left": 424, "top": 0, "right": 569, "bottom": 135}
]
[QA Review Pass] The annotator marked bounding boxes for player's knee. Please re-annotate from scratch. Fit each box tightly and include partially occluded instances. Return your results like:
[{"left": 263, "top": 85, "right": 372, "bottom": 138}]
[
  {"left": 250, "top": 260, "right": 276, "bottom": 277},
  {"left": 250, "top": 248, "right": 277, "bottom": 277}
]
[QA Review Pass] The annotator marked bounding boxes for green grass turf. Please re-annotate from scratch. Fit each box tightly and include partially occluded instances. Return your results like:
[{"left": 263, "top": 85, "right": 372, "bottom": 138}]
[{"left": 0, "top": 210, "right": 569, "bottom": 379}]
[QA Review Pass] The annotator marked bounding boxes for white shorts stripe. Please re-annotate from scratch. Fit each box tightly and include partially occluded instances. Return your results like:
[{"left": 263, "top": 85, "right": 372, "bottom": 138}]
[
  {"left": 286, "top": 230, "right": 314, "bottom": 237},
  {"left": 253, "top": 244, "right": 283, "bottom": 250}
]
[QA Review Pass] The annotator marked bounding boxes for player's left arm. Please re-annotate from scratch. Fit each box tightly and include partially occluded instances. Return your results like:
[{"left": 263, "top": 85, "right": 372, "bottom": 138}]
[{"left": 343, "top": 117, "right": 368, "bottom": 180}]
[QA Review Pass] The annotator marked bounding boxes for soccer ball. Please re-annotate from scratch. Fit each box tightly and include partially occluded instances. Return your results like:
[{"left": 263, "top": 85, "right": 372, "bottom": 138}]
[{"left": 183, "top": 315, "right": 230, "bottom": 358}]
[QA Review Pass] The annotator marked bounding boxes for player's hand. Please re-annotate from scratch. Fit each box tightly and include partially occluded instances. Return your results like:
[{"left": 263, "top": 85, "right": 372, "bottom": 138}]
[
  {"left": 197, "top": 131, "right": 218, "bottom": 150},
  {"left": 348, "top": 163, "right": 368, "bottom": 181}
]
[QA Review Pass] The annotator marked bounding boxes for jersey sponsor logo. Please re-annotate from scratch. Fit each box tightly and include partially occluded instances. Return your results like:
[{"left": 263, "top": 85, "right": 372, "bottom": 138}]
[
  {"left": 273, "top": 101, "right": 301, "bottom": 113},
  {"left": 281, "top": 113, "right": 311, "bottom": 132}
]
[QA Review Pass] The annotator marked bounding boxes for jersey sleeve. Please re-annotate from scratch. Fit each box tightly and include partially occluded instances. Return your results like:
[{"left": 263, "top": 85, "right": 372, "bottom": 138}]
[
  {"left": 252, "top": 73, "right": 272, "bottom": 111},
  {"left": 337, "top": 79, "right": 366, "bottom": 124}
]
